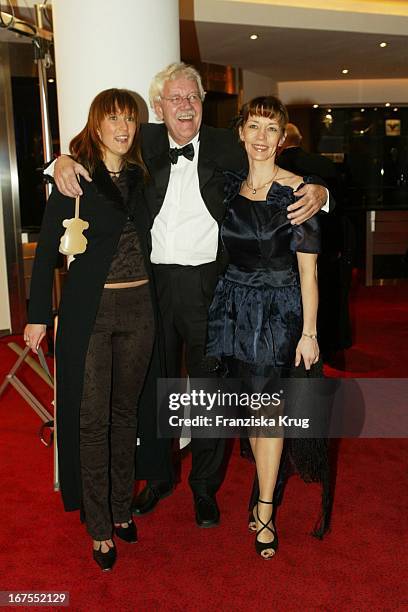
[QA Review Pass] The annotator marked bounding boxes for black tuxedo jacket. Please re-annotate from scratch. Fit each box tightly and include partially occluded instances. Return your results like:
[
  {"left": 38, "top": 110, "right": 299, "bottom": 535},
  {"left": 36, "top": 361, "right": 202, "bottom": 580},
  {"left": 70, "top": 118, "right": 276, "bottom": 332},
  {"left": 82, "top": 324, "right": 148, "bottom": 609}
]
[{"left": 140, "top": 123, "right": 247, "bottom": 227}]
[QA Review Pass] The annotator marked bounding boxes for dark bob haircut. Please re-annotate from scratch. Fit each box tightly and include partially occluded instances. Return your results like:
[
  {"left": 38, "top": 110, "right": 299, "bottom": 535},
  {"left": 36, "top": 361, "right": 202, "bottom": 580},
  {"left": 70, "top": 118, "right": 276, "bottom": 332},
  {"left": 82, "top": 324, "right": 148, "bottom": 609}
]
[{"left": 235, "top": 95, "right": 289, "bottom": 133}]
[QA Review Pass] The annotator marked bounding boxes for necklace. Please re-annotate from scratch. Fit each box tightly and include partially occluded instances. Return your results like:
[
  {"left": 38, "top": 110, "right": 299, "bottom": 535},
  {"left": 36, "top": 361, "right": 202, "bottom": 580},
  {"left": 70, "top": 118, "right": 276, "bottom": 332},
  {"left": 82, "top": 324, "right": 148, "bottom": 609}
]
[
  {"left": 106, "top": 168, "right": 123, "bottom": 176},
  {"left": 245, "top": 166, "right": 279, "bottom": 194}
]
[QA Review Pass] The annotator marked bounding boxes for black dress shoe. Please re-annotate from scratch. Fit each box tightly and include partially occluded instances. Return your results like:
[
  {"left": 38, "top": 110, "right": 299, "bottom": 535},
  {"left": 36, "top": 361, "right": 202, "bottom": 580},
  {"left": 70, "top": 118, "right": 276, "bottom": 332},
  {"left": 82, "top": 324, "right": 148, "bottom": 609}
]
[
  {"left": 132, "top": 482, "right": 173, "bottom": 515},
  {"left": 194, "top": 495, "right": 220, "bottom": 528},
  {"left": 93, "top": 543, "right": 116, "bottom": 571},
  {"left": 114, "top": 519, "right": 137, "bottom": 543}
]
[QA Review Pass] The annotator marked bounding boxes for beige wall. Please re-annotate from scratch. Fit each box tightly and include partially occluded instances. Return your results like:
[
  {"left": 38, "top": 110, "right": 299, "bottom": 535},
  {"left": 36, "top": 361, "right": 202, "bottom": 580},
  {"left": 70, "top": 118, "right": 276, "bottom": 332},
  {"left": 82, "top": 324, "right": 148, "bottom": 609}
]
[{"left": 242, "top": 70, "right": 277, "bottom": 102}]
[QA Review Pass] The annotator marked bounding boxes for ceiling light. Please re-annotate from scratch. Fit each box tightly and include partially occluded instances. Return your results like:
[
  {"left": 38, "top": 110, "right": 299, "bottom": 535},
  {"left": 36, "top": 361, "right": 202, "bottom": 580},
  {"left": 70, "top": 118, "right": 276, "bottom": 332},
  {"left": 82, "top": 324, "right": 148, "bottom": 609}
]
[
  {"left": 379, "top": 42, "right": 387, "bottom": 48},
  {"left": 385, "top": 103, "right": 391, "bottom": 107},
  {"left": 393, "top": 107, "right": 398, "bottom": 112},
  {"left": 342, "top": 69, "right": 349, "bottom": 74},
  {"left": 374, "top": 107, "right": 378, "bottom": 111},
  {"left": 361, "top": 108, "right": 365, "bottom": 112},
  {"left": 313, "top": 104, "right": 319, "bottom": 108},
  {"left": 327, "top": 108, "right": 332, "bottom": 112},
  {"left": 48, "top": 78, "right": 55, "bottom": 83},
  {"left": 250, "top": 34, "right": 258, "bottom": 40}
]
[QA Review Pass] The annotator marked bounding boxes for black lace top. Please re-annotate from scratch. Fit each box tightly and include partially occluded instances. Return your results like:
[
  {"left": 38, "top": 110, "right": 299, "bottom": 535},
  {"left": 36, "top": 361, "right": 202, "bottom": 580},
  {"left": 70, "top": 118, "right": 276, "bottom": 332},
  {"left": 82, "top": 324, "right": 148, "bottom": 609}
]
[{"left": 105, "top": 170, "right": 147, "bottom": 283}]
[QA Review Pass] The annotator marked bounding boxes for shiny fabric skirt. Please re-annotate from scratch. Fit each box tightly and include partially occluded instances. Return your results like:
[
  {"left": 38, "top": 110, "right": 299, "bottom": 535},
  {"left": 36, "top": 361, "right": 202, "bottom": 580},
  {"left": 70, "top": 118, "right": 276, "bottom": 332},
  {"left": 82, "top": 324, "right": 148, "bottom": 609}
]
[{"left": 207, "top": 275, "right": 302, "bottom": 367}]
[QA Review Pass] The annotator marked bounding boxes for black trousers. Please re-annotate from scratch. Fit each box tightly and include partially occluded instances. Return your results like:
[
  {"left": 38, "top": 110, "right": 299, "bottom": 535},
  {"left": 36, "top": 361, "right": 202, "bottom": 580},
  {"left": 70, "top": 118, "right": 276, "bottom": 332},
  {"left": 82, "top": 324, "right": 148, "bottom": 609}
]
[
  {"left": 79, "top": 285, "right": 154, "bottom": 540},
  {"left": 144, "top": 262, "right": 225, "bottom": 497}
]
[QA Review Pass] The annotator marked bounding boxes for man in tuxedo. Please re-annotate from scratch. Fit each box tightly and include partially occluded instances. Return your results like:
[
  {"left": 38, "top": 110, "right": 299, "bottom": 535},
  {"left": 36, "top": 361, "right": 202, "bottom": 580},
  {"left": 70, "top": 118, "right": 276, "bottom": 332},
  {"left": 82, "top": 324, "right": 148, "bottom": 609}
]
[{"left": 52, "top": 64, "right": 329, "bottom": 527}]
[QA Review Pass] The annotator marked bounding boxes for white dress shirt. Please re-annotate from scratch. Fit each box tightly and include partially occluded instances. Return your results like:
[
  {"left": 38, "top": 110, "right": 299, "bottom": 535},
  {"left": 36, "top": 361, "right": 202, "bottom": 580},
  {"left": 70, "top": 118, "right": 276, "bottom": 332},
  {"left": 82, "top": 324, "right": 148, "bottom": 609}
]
[{"left": 150, "top": 134, "right": 219, "bottom": 266}]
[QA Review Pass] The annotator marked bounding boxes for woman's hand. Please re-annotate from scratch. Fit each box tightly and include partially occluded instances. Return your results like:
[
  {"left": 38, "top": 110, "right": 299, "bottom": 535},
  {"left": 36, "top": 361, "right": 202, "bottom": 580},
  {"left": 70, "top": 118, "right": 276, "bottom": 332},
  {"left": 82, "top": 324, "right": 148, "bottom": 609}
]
[
  {"left": 55, "top": 155, "right": 92, "bottom": 197},
  {"left": 295, "top": 335, "right": 320, "bottom": 370},
  {"left": 23, "top": 324, "right": 47, "bottom": 355}
]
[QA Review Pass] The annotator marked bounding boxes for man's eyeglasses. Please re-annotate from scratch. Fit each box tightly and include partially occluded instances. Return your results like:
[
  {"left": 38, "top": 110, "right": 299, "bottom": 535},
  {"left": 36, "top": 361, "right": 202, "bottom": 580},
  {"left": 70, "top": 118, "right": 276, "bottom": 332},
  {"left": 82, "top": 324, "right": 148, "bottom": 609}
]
[{"left": 160, "top": 92, "right": 204, "bottom": 106}]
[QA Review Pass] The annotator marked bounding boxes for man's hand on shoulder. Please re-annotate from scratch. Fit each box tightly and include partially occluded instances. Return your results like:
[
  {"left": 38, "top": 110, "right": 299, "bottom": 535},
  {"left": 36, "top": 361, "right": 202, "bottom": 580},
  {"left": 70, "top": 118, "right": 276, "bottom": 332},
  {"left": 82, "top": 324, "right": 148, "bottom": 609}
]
[
  {"left": 55, "top": 155, "right": 92, "bottom": 197},
  {"left": 287, "top": 183, "right": 327, "bottom": 225}
]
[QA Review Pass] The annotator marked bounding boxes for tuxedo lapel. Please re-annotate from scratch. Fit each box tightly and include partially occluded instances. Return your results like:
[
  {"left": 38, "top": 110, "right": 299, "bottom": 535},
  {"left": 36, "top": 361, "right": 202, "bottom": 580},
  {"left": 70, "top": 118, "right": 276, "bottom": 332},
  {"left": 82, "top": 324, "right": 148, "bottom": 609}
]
[
  {"left": 141, "top": 124, "right": 171, "bottom": 219},
  {"left": 145, "top": 150, "right": 171, "bottom": 218},
  {"left": 197, "top": 125, "right": 226, "bottom": 223},
  {"left": 198, "top": 126, "right": 218, "bottom": 192}
]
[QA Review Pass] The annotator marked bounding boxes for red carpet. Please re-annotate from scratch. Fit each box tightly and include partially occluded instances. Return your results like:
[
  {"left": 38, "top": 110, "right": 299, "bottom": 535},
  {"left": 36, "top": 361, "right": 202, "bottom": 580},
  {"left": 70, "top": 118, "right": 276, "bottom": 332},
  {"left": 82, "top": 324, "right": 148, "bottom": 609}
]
[{"left": 0, "top": 282, "right": 407, "bottom": 611}]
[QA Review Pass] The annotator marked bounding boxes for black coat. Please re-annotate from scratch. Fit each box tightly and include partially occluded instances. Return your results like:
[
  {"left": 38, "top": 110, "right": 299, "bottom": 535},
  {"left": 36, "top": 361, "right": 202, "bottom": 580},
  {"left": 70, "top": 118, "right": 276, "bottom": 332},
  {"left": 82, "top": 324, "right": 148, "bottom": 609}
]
[{"left": 28, "top": 164, "right": 159, "bottom": 511}]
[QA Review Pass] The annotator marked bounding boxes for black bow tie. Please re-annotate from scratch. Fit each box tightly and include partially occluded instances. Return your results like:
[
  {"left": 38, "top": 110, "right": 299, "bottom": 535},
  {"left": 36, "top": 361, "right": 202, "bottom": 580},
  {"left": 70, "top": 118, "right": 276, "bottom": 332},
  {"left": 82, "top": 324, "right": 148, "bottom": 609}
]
[{"left": 169, "top": 143, "right": 195, "bottom": 164}]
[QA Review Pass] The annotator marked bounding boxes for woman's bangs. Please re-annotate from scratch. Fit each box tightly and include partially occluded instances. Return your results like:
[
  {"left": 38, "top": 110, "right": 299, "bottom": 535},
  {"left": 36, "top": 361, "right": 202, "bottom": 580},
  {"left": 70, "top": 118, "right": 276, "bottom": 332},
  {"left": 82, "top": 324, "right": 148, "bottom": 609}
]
[
  {"left": 248, "top": 102, "right": 279, "bottom": 121},
  {"left": 100, "top": 92, "right": 137, "bottom": 118}
]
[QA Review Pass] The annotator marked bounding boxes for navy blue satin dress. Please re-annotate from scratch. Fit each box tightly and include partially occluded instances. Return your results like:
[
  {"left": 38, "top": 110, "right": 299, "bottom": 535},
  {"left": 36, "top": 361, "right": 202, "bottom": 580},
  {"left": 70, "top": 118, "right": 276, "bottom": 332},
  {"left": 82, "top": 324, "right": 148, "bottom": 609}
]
[
  {"left": 207, "top": 179, "right": 320, "bottom": 368},
  {"left": 206, "top": 176, "right": 333, "bottom": 538}
]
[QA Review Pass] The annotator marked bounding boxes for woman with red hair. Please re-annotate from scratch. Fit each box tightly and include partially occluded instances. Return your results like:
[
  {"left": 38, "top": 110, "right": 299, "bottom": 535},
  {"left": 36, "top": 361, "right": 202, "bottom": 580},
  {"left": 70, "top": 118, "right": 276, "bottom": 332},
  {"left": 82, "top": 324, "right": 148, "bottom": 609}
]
[{"left": 24, "top": 89, "right": 158, "bottom": 571}]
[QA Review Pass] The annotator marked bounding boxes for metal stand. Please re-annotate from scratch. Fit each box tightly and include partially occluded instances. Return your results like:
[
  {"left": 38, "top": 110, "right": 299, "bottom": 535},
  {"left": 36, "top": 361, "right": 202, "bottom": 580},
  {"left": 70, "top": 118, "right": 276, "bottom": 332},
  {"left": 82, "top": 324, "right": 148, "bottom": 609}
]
[{"left": 0, "top": 341, "right": 59, "bottom": 490}]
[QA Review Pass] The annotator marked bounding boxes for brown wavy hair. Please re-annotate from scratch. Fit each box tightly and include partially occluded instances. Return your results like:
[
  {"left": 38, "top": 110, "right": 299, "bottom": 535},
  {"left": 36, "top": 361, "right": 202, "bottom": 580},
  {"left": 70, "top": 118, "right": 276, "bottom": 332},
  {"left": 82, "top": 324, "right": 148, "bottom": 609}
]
[
  {"left": 69, "top": 88, "right": 147, "bottom": 177},
  {"left": 235, "top": 95, "right": 289, "bottom": 134}
]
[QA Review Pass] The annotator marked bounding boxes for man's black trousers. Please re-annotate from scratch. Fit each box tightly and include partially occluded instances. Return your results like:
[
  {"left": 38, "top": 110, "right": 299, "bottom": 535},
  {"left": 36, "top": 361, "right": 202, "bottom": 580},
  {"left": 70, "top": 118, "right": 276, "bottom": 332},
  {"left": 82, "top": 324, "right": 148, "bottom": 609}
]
[{"left": 137, "top": 262, "right": 225, "bottom": 497}]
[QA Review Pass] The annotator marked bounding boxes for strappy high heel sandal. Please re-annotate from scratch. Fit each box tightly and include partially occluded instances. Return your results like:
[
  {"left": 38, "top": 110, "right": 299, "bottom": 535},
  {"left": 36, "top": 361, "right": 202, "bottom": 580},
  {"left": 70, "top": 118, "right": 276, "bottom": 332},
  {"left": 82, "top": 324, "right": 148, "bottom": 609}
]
[{"left": 255, "top": 499, "right": 278, "bottom": 559}]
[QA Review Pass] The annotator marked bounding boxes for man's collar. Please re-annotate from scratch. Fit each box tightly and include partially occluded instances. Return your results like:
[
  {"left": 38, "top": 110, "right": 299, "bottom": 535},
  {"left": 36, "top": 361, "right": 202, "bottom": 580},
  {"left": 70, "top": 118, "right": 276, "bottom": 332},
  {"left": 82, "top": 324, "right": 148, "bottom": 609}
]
[{"left": 168, "top": 132, "right": 200, "bottom": 150}]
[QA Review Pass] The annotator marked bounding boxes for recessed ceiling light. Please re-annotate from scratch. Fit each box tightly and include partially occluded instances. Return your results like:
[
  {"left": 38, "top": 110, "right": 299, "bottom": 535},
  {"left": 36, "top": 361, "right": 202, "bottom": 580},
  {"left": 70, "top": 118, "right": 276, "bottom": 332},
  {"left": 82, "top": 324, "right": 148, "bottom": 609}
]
[
  {"left": 379, "top": 42, "right": 387, "bottom": 48},
  {"left": 312, "top": 104, "right": 319, "bottom": 108},
  {"left": 250, "top": 34, "right": 258, "bottom": 40},
  {"left": 327, "top": 108, "right": 332, "bottom": 112},
  {"left": 342, "top": 69, "right": 349, "bottom": 74},
  {"left": 385, "top": 103, "right": 391, "bottom": 107},
  {"left": 393, "top": 107, "right": 398, "bottom": 112},
  {"left": 361, "top": 108, "right": 365, "bottom": 112},
  {"left": 48, "top": 78, "right": 55, "bottom": 83}
]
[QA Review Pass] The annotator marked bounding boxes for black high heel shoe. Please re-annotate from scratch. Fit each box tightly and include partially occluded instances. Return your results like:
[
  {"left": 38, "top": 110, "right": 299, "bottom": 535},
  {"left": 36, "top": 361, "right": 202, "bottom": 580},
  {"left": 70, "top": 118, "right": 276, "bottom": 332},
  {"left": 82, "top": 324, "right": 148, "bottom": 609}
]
[
  {"left": 255, "top": 500, "right": 278, "bottom": 559},
  {"left": 114, "top": 519, "right": 137, "bottom": 543},
  {"left": 93, "top": 541, "right": 116, "bottom": 571}
]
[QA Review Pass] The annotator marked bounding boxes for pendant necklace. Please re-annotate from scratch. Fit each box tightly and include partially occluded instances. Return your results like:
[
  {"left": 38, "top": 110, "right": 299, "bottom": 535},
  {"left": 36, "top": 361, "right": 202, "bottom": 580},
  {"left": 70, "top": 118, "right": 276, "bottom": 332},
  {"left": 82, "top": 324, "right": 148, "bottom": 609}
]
[{"left": 246, "top": 166, "right": 279, "bottom": 195}]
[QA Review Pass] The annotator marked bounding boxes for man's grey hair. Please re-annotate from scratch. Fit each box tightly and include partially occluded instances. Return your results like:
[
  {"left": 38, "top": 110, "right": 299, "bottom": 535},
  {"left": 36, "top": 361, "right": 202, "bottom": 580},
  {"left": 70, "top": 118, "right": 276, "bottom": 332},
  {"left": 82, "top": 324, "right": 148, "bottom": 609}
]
[{"left": 148, "top": 62, "right": 205, "bottom": 109}]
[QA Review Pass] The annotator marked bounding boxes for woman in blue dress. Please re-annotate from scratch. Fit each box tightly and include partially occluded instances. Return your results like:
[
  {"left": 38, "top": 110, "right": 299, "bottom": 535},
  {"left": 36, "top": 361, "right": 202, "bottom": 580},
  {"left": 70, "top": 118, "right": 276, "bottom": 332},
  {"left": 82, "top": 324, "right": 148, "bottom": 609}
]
[{"left": 207, "top": 96, "right": 322, "bottom": 560}]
